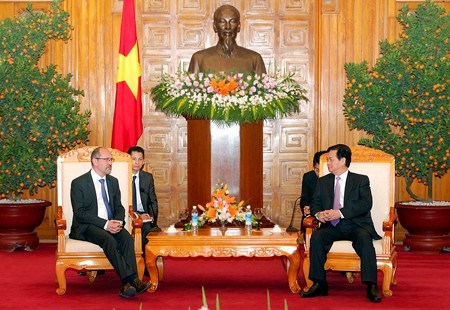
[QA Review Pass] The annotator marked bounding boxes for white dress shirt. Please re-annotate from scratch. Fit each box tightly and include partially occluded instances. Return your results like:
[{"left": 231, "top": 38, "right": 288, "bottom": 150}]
[
  {"left": 335, "top": 170, "right": 349, "bottom": 218},
  {"left": 132, "top": 173, "right": 145, "bottom": 212}
]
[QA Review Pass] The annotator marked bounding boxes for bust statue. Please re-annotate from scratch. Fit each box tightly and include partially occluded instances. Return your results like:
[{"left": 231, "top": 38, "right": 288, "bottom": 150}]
[{"left": 188, "top": 5, "right": 266, "bottom": 75}]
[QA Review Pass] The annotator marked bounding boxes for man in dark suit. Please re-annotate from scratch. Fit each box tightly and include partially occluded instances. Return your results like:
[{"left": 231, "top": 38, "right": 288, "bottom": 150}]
[
  {"left": 300, "top": 144, "right": 382, "bottom": 302},
  {"left": 300, "top": 150, "right": 327, "bottom": 232},
  {"left": 70, "top": 147, "right": 150, "bottom": 298},
  {"left": 127, "top": 146, "right": 160, "bottom": 251}
]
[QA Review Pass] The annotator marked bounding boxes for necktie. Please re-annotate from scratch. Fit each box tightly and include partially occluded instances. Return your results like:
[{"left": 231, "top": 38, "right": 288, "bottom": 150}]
[
  {"left": 331, "top": 176, "right": 341, "bottom": 226},
  {"left": 132, "top": 175, "right": 137, "bottom": 212},
  {"left": 99, "top": 179, "right": 113, "bottom": 220}
]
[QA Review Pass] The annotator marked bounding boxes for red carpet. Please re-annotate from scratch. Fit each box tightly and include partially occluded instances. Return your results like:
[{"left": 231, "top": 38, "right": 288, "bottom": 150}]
[{"left": 1, "top": 243, "right": 449, "bottom": 309}]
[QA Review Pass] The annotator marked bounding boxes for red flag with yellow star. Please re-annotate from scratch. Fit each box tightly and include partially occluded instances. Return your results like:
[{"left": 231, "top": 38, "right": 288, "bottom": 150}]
[{"left": 112, "top": 0, "right": 143, "bottom": 152}]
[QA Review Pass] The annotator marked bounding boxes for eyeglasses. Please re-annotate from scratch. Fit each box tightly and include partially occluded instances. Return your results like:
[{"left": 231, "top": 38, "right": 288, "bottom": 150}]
[{"left": 95, "top": 157, "right": 115, "bottom": 163}]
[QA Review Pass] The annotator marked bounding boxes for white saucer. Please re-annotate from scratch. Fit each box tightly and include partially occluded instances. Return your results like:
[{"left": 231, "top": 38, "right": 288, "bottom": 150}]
[
  {"left": 165, "top": 228, "right": 181, "bottom": 234},
  {"left": 270, "top": 231, "right": 285, "bottom": 235}
]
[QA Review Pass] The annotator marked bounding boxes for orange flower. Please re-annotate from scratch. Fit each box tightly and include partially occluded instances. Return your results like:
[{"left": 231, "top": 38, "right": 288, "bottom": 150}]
[
  {"left": 211, "top": 77, "right": 239, "bottom": 96},
  {"left": 204, "top": 207, "right": 218, "bottom": 221}
]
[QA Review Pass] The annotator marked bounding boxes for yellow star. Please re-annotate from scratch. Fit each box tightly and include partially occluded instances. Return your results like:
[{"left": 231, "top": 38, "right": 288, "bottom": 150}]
[{"left": 116, "top": 43, "right": 141, "bottom": 99}]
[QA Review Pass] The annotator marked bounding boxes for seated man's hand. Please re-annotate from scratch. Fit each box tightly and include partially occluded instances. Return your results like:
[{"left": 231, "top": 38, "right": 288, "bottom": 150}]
[
  {"left": 303, "top": 206, "right": 311, "bottom": 216},
  {"left": 140, "top": 213, "right": 154, "bottom": 223},
  {"left": 106, "top": 220, "right": 123, "bottom": 234},
  {"left": 322, "top": 209, "right": 341, "bottom": 222}
]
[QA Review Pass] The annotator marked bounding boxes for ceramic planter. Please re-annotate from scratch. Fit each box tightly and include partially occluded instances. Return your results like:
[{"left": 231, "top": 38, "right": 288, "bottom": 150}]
[
  {"left": 0, "top": 200, "right": 51, "bottom": 252},
  {"left": 395, "top": 201, "right": 450, "bottom": 254}
]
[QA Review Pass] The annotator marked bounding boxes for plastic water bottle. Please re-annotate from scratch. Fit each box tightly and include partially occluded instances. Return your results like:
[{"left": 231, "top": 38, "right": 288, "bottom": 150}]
[
  {"left": 191, "top": 206, "right": 198, "bottom": 233},
  {"left": 245, "top": 205, "right": 252, "bottom": 232}
]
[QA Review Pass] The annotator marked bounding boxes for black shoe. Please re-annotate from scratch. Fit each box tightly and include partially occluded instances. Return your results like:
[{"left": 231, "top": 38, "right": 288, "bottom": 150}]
[
  {"left": 300, "top": 282, "right": 329, "bottom": 298},
  {"left": 132, "top": 278, "right": 152, "bottom": 295},
  {"left": 367, "top": 283, "right": 381, "bottom": 302},
  {"left": 119, "top": 283, "right": 137, "bottom": 299},
  {"left": 78, "top": 270, "right": 105, "bottom": 276}
]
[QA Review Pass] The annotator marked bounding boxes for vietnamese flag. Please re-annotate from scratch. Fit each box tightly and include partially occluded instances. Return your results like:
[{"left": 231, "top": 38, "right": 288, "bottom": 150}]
[{"left": 112, "top": 0, "right": 143, "bottom": 152}]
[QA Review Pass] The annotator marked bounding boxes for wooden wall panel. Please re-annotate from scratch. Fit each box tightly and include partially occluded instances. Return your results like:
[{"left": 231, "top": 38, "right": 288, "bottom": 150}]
[
  {"left": 141, "top": 0, "right": 317, "bottom": 228},
  {"left": 0, "top": 0, "right": 448, "bottom": 240}
]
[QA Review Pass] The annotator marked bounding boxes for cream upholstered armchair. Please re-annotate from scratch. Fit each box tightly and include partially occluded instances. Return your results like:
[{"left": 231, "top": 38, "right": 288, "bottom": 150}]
[
  {"left": 302, "top": 145, "right": 398, "bottom": 297},
  {"left": 55, "top": 146, "right": 145, "bottom": 295}
]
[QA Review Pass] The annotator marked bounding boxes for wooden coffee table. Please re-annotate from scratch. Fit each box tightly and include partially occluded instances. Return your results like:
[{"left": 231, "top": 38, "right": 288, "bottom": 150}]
[{"left": 145, "top": 227, "right": 302, "bottom": 293}]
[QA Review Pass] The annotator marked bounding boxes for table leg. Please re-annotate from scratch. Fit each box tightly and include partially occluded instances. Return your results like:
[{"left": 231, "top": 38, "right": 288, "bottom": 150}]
[
  {"left": 286, "top": 250, "right": 302, "bottom": 293},
  {"left": 145, "top": 250, "right": 159, "bottom": 292}
]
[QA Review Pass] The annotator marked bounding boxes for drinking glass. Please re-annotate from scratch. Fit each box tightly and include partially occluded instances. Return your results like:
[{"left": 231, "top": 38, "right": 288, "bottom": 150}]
[
  {"left": 178, "top": 208, "right": 189, "bottom": 222},
  {"left": 253, "top": 208, "right": 264, "bottom": 230}
]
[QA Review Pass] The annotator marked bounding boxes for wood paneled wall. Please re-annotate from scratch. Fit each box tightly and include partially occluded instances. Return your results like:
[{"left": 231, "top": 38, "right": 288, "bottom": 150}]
[{"left": 0, "top": 0, "right": 448, "bottom": 242}]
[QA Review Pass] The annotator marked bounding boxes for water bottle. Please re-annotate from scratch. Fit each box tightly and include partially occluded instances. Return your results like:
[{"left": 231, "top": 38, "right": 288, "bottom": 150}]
[
  {"left": 245, "top": 205, "right": 252, "bottom": 232},
  {"left": 191, "top": 206, "right": 198, "bottom": 233}
]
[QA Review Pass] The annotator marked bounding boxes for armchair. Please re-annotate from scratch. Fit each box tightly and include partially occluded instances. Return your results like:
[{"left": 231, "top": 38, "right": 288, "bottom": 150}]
[
  {"left": 55, "top": 146, "right": 145, "bottom": 295},
  {"left": 302, "top": 145, "right": 398, "bottom": 297}
]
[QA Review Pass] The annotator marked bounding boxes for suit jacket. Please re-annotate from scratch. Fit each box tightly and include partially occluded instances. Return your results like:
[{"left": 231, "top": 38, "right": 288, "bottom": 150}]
[
  {"left": 300, "top": 170, "right": 318, "bottom": 209},
  {"left": 310, "top": 171, "right": 381, "bottom": 240},
  {"left": 69, "top": 170, "right": 125, "bottom": 240},
  {"left": 137, "top": 170, "right": 159, "bottom": 225},
  {"left": 188, "top": 45, "right": 266, "bottom": 75}
]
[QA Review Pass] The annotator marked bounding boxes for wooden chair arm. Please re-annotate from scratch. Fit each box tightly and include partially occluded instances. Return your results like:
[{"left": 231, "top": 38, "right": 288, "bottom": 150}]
[
  {"left": 129, "top": 208, "right": 143, "bottom": 228},
  {"left": 382, "top": 211, "right": 398, "bottom": 232},
  {"left": 303, "top": 216, "right": 319, "bottom": 230},
  {"left": 55, "top": 205, "right": 67, "bottom": 230},
  {"left": 302, "top": 216, "right": 319, "bottom": 249}
]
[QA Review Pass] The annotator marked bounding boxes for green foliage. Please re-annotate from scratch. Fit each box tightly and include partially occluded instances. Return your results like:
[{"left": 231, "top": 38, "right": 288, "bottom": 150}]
[
  {"left": 0, "top": 0, "right": 90, "bottom": 198},
  {"left": 343, "top": 0, "right": 449, "bottom": 201}
]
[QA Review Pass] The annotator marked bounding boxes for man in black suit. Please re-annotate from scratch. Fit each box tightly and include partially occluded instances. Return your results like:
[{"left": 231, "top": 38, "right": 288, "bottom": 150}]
[
  {"left": 127, "top": 146, "right": 160, "bottom": 251},
  {"left": 300, "top": 144, "right": 382, "bottom": 302},
  {"left": 300, "top": 150, "right": 327, "bottom": 232},
  {"left": 70, "top": 147, "right": 151, "bottom": 298}
]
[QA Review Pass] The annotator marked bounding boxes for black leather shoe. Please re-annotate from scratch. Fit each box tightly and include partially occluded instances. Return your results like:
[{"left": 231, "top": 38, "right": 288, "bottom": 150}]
[
  {"left": 300, "top": 282, "right": 328, "bottom": 298},
  {"left": 367, "top": 283, "right": 381, "bottom": 302},
  {"left": 132, "top": 278, "right": 152, "bottom": 295},
  {"left": 119, "top": 283, "right": 137, "bottom": 299}
]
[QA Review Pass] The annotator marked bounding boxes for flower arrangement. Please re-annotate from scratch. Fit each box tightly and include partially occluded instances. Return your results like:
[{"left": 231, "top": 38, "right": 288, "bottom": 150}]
[
  {"left": 0, "top": 0, "right": 91, "bottom": 199},
  {"left": 197, "top": 182, "right": 246, "bottom": 226},
  {"left": 343, "top": 0, "right": 449, "bottom": 202},
  {"left": 183, "top": 182, "right": 251, "bottom": 230},
  {"left": 151, "top": 70, "right": 308, "bottom": 126}
]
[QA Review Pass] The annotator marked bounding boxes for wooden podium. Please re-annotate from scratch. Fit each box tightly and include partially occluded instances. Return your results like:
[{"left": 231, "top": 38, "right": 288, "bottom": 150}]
[{"left": 187, "top": 119, "right": 263, "bottom": 212}]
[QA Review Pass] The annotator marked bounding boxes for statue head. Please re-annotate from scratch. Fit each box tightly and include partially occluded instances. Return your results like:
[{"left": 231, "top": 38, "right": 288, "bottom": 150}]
[{"left": 213, "top": 5, "right": 241, "bottom": 56}]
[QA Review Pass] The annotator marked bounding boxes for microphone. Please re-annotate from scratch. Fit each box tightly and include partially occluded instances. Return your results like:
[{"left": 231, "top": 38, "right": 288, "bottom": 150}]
[{"left": 286, "top": 196, "right": 301, "bottom": 232}]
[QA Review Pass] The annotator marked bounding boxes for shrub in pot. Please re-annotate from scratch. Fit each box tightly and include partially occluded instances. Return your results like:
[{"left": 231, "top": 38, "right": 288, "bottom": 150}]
[
  {"left": 0, "top": 0, "right": 90, "bottom": 251},
  {"left": 343, "top": 0, "right": 450, "bottom": 252}
]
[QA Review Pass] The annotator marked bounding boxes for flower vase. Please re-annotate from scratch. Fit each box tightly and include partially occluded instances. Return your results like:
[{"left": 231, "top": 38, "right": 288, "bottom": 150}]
[{"left": 220, "top": 221, "right": 227, "bottom": 232}]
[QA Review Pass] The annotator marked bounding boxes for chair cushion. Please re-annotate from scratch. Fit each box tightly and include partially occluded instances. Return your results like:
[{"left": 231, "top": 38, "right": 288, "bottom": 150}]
[
  {"left": 65, "top": 238, "right": 105, "bottom": 252},
  {"left": 329, "top": 239, "right": 383, "bottom": 254}
]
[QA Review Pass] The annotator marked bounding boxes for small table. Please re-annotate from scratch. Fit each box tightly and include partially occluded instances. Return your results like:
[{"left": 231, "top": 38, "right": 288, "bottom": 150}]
[{"left": 145, "top": 227, "right": 302, "bottom": 293}]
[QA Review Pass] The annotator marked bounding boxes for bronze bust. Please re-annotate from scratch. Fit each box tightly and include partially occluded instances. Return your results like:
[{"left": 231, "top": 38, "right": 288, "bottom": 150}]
[{"left": 188, "top": 5, "right": 266, "bottom": 75}]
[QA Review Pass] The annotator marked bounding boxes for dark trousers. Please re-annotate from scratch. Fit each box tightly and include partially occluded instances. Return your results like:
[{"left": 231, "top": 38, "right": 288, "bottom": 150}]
[
  {"left": 84, "top": 225, "right": 137, "bottom": 284},
  {"left": 141, "top": 222, "right": 151, "bottom": 253},
  {"left": 309, "top": 220, "right": 378, "bottom": 284}
]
